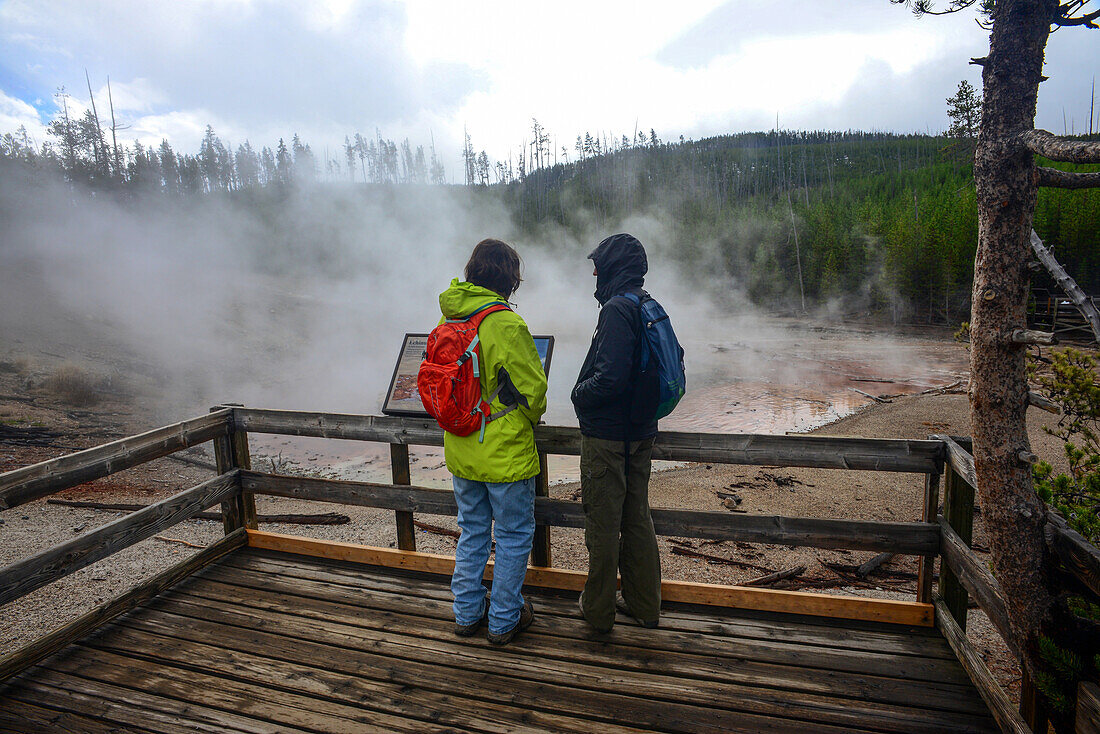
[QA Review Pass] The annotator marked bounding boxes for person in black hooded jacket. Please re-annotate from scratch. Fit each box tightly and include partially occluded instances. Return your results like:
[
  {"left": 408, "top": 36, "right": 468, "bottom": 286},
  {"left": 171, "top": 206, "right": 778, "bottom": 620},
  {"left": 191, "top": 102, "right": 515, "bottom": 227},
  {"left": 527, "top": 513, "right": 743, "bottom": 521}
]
[{"left": 571, "top": 233, "right": 661, "bottom": 632}]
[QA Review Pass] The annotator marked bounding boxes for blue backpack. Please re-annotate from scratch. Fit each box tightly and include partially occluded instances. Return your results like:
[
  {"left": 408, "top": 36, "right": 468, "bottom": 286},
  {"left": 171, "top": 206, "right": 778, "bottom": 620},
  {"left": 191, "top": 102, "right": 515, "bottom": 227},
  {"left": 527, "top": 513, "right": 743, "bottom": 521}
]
[{"left": 623, "top": 292, "right": 686, "bottom": 420}]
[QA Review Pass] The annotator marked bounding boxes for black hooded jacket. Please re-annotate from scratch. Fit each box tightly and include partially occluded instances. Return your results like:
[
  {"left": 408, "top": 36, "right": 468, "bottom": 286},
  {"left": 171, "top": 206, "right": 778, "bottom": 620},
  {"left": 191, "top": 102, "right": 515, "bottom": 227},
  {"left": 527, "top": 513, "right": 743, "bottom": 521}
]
[{"left": 570, "top": 233, "right": 659, "bottom": 441}]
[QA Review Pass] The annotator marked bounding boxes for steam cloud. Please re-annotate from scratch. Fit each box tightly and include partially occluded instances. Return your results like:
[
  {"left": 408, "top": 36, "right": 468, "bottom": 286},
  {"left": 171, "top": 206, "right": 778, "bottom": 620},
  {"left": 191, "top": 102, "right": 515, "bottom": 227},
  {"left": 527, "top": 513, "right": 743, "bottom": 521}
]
[{"left": 1, "top": 170, "right": 769, "bottom": 426}]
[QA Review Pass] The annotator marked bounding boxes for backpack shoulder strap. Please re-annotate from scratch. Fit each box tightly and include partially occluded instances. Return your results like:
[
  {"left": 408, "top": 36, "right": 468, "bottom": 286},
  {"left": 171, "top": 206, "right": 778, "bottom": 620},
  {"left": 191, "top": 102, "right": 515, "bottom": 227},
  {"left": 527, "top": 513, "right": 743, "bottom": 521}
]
[{"left": 446, "top": 301, "right": 511, "bottom": 325}]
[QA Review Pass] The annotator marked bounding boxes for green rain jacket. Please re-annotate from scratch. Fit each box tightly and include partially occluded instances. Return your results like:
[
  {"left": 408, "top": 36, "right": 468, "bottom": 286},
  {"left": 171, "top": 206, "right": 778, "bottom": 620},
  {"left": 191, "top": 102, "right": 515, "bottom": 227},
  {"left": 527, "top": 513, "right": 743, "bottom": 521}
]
[{"left": 438, "top": 279, "right": 548, "bottom": 483}]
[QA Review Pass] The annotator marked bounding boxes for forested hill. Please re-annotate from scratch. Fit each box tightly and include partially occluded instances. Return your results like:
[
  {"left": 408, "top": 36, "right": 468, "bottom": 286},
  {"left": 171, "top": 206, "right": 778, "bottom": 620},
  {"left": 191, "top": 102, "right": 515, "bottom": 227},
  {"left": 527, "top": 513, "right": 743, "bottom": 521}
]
[
  {"left": 501, "top": 130, "right": 1100, "bottom": 321},
  {"left": 2, "top": 123, "right": 1097, "bottom": 323}
]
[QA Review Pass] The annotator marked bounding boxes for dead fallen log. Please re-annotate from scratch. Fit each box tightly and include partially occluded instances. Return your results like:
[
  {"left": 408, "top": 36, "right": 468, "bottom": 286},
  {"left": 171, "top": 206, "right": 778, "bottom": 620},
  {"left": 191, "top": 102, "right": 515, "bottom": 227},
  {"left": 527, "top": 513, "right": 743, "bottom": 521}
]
[
  {"left": 822, "top": 560, "right": 920, "bottom": 582},
  {"left": 0, "top": 424, "right": 65, "bottom": 447},
  {"left": 914, "top": 380, "right": 963, "bottom": 396},
  {"left": 785, "top": 577, "right": 911, "bottom": 592},
  {"left": 743, "top": 565, "right": 806, "bottom": 587},
  {"left": 668, "top": 544, "right": 774, "bottom": 573},
  {"left": 857, "top": 552, "right": 895, "bottom": 578},
  {"left": 413, "top": 519, "right": 460, "bottom": 539},
  {"left": 849, "top": 388, "right": 891, "bottom": 404},
  {"left": 165, "top": 453, "right": 219, "bottom": 471},
  {"left": 154, "top": 535, "right": 206, "bottom": 549},
  {"left": 46, "top": 499, "right": 349, "bottom": 525}
]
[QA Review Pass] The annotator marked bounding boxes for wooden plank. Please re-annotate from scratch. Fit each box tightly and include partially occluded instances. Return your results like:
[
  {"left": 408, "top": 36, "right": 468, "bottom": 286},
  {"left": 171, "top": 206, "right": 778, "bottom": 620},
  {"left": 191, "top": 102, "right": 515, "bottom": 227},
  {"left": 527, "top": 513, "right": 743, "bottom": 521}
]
[
  {"left": 0, "top": 410, "right": 231, "bottom": 511},
  {"left": 131, "top": 596, "right": 982, "bottom": 729},
  {"left": 1078, "top": 680, "right": 1100, "bottom": 734},
  {"left": 533, "top": 450, "right": 551, "bottom": 566},
  {"left": 81, "top": 629, "right": 645, "bottom": 734},
  {"left": 390, "top": 443, "right": 415, "bottom": 551},
  {"left": 230, "top": 549, "right": 953, "bottom": 655},
  {"left": 934, "top": 596, "right": 1032, "bottom": 734},
  {"left": 0, "top": 528, "right": 245, "bottom": 683},
  {"left": 245, "top": 530, "right": 933, "bottom": 626},
  {"left": 5, "top": 673, "right": 296, "bottom": 734},
  {"left": 157, "top": 582, "right": 994, "bottom": 732},
  {"left": 939, "top": 458, "right": 975, "bottom": 629},
  {"left": 40, "top": 648, "right": 436, "bottom": 734},
  {"left": 235, "top": 408, "right": 943, "bottom": 472},
  {"left": 1046, "top": 511, "right": 1100, "bottom": 599},
  {"left": 0, "top": 472, "right": 239, "bottom": 607},
  {"left": 191, "top": 566, "right": 968, "bottom": 685},
  {"left": 242, "top": 471, "right": 940, "bottom": 554},
  {"left": 918, "top": 470, "right": 940, "bottom": 604},
  {"left": 939, "top": 519, "right": 1017, "bottom": 658},
  {"left": 0, "top": 697, "right": 135, "bottom": 734}
]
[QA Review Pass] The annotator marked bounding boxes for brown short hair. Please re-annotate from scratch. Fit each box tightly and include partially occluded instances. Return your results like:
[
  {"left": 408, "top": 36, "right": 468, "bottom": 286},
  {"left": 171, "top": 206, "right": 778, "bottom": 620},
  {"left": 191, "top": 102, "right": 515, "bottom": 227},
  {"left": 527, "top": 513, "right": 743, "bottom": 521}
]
[{"left": 464, "top": 238, "right": 522, "bottom": 299}]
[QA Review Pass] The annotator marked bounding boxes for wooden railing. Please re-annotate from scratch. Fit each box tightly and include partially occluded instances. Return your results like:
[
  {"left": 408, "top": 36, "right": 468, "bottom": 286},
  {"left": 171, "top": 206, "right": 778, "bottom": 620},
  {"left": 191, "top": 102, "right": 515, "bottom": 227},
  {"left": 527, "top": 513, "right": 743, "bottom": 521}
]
[
  {"left": 2, "top": 405, "right": 1097, "bottom": 733},
  {"left": 928, "top": 434, "right": 1100, "bottom": 734}
]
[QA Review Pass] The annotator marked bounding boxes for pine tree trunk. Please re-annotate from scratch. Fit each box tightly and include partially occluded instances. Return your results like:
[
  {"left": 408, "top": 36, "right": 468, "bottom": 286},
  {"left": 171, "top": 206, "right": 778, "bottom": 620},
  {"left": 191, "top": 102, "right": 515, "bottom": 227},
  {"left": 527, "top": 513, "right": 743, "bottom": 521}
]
[{"left": 970, "top": 0, "right": 1060, "bottom": 708}]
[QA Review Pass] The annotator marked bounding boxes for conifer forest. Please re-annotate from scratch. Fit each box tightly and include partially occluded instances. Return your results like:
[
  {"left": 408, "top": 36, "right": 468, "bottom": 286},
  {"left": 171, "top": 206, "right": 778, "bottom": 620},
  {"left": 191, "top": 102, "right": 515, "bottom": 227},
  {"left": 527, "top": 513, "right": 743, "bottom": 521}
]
[{"left": 2, "top": 87, "right": 1097, "bottom": 324}]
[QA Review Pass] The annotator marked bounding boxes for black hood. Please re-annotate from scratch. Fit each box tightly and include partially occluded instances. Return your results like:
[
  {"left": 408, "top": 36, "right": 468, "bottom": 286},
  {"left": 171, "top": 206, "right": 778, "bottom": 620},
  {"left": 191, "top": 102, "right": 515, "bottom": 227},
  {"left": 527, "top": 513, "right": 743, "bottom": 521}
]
[{"left": 589, "top": 233, "right": 647, "bottom": 305}]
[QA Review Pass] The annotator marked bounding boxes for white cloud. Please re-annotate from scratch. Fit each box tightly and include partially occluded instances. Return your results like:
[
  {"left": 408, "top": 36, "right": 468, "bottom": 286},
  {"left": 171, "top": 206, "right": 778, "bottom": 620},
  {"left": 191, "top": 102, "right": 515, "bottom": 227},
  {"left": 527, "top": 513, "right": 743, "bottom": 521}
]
[
  {"left": 0, "top": 88, "right": 46, "bottom": 142},
  {"left": 94, "top": 78, "right": 169, "bottom": 114},
  {"left": 0, "top": 0, "right": 1097, "bottom": 170}
]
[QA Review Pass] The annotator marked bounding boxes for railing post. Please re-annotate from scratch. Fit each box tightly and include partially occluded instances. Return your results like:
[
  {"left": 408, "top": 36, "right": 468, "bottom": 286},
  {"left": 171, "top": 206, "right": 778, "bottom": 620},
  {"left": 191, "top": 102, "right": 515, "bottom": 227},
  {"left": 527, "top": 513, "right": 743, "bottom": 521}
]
[
  {"left": 391, "top": 443, "right": 416, "bottom": 551},
  {"left": 1020, "top": 669, "right": 1049, "bottom": 733},
  {"left": 211, "top": 405, "right": 255, "bottom": 533},
  {"left": 917, "top": 467, "right": 940, "bottom": 604},
  {"left": 939, "top": 456, "right": 974, "bottom": 628},
  {"left": 532, "top": 451, "right": 551, "bottom": 567}
]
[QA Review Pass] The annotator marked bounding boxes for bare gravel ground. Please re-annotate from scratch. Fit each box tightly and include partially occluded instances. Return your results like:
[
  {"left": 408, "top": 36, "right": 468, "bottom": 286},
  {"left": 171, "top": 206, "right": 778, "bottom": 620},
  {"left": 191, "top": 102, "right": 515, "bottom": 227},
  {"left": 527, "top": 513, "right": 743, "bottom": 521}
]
[{"left": 0, "top": 349, "right": 1076, "bottom": 704}]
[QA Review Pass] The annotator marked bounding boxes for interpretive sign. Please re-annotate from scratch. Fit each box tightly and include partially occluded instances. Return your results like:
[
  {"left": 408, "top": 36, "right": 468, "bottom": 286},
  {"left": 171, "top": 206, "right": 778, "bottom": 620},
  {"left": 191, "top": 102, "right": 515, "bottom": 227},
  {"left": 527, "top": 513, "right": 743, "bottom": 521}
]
[{"left": 382, "top": 333, "right": 554, "bottom": 417}]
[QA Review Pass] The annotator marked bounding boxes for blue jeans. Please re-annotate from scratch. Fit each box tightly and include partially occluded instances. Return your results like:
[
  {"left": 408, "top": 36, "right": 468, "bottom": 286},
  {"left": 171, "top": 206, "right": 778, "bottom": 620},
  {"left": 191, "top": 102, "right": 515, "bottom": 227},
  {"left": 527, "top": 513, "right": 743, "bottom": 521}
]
[{"left": 451, "top": 476, "right": 535, "bottom": 635}]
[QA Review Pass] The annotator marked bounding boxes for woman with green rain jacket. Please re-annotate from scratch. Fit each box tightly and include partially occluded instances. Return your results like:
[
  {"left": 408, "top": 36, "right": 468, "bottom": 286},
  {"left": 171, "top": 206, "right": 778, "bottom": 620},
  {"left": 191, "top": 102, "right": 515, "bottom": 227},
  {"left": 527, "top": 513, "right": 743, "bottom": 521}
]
[{"left": 439, "top": 239, "right": 547, "bottom": 645}]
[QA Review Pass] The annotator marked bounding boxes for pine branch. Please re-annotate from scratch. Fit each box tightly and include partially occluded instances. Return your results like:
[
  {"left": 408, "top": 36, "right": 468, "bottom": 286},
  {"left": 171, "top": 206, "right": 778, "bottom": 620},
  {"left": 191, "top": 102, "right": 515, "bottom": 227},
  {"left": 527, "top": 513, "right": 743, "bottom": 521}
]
[
  {"left": 1021, "top": 129, "right": 1100, "bottom": 164},
  {"left": 1036, "top": 166, "right": 1100, "bottom": 189},
  {"left": 891, "top": 0, "right": 981, "bottom": 15},
  {"left": 1056, "top": 7, "right": 1100, "bottom": 27}
]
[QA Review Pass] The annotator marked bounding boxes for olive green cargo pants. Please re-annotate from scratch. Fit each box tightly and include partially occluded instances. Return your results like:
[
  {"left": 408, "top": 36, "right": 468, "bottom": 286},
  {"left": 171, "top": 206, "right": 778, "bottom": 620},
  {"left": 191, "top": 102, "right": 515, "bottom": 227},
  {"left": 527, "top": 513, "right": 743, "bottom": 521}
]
[{"left": 579, "top": 435, "right": 661, "bottom": 630}]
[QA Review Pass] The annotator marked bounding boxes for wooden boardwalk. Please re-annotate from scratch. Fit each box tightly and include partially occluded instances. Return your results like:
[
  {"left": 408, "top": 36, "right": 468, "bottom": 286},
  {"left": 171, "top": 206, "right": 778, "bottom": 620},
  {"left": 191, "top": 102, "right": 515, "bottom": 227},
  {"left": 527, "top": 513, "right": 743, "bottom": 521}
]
[{"left": 0, "top": 547, "right": 997, "bottom": 733}]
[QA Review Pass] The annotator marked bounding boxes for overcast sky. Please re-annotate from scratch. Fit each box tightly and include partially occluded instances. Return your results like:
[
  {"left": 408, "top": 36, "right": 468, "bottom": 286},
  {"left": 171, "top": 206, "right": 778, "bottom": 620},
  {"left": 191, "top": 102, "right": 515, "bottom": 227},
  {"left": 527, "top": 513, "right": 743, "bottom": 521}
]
[{"left": 1, "top": 0, "right": 1097, "bottom": 178}]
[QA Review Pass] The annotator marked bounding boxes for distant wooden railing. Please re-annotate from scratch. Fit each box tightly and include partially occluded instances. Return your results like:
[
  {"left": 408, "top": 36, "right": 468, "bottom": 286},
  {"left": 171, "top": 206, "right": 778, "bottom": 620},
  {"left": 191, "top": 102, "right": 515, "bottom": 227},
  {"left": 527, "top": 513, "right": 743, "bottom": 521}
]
[{"left": 6, "top": 405, "right": 1098, "bottom": 734}]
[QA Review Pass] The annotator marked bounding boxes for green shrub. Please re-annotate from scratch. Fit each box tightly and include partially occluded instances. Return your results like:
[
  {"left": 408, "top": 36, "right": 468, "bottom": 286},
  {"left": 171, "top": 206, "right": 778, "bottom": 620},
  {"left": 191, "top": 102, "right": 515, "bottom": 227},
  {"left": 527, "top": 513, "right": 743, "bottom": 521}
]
[{"left": 1033, "top": 348, "right": 1100, "bottom": 543}]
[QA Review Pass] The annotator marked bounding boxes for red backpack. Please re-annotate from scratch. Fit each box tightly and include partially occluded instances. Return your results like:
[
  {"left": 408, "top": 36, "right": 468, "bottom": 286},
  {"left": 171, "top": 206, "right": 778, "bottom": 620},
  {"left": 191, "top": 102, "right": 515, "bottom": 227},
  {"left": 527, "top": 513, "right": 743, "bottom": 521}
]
[{"left": 417, "top": 302, "right": 517, "bottom": 442}]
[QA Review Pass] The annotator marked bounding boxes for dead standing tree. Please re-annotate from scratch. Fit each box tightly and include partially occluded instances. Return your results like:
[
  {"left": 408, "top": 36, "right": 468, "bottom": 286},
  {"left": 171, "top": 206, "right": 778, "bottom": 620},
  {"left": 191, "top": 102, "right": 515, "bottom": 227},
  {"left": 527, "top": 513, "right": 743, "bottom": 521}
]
[{"left": 897, "top": 0, "right": 1100, "bottom": 727}]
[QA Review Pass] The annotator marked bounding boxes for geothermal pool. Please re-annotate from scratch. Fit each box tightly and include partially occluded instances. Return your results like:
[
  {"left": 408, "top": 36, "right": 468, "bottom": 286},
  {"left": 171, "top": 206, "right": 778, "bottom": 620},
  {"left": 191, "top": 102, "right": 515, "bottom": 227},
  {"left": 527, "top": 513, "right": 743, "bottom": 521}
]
[{"left": 249, "top": 319, "right": 968, "bottom": 487}]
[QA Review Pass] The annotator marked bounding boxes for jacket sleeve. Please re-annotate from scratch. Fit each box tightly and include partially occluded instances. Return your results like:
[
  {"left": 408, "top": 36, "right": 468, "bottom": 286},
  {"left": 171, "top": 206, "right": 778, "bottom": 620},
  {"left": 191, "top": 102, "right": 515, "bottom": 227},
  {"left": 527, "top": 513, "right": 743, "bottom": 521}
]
[
  {"left": 571, "top": 300, "right": 636, "bottom": 410},
  {"left": 502, "top": 321, "right": 548, "bottom": 425}
]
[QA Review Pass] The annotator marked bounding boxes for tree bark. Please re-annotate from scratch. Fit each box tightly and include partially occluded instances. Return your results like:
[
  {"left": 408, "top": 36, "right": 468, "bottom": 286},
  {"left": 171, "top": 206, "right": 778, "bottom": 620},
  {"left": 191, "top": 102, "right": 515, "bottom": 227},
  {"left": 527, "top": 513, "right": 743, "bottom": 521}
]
[{"left": 970, "top": 0, "right": 1060, "bottom": 703}]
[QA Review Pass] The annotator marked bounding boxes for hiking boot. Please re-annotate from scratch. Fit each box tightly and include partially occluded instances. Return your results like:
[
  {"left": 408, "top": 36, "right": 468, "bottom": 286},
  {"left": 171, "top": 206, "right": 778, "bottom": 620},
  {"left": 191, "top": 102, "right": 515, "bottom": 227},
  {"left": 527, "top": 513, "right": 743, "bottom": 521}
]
[
  {"left": 578, "top": 590, "right": 613, "bottom": 634},
  {"left": 616, "top": 592, "right": 658, "bottom": 629},
  {"left": 487, "top": 599, "right": 534, "bottom": 645},
  {"left": 454, "top": 595, "right": 490, "bottom": 637}
]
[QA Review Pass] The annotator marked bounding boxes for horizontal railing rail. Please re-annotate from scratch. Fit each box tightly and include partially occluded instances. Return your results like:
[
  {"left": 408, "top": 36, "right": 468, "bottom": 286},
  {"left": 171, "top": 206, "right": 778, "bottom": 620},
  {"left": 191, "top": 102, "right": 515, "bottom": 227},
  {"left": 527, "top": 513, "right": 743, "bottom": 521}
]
[
  {"left": 0, "top": 409, "right": 233, "bottom": 511},
  {"left": 937, "top": 518, "right": 1015, "bottom": 656},
  {"left": 933, "top": 595, "right": 1032, "bottom": 734},
  {"left": 242, "top": 470, "right": 940, "bottom": 554},
  {"left": 234, "top": 408, "right": 944, "bottom": 473},
  {"left": 0, "top": 471, "right": 239, "bottom": 608}
]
